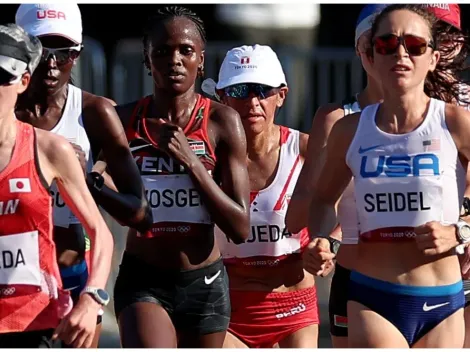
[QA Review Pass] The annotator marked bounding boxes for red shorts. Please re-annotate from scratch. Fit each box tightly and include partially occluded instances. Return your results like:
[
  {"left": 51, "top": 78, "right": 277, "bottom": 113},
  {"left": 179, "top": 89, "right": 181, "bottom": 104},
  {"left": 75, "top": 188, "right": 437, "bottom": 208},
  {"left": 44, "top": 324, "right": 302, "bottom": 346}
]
[{"left": 228, "top": 286, "right": 319, "bottom": 348}]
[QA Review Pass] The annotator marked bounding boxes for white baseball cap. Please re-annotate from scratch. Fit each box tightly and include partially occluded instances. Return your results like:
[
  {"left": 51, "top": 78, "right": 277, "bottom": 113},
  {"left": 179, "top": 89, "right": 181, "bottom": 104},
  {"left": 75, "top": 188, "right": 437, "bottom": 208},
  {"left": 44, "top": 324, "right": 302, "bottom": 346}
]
[
  {"left": 15, "top": 3, "right": 83, "bottom": 45},
  {"left": 215, "top": 45, "right": 287, "bottom": 90}
]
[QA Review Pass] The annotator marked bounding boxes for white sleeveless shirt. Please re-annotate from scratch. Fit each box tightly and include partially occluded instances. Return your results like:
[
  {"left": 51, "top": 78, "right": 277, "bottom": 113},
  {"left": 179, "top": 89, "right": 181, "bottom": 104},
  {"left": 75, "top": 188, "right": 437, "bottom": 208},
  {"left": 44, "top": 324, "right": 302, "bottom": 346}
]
[
  {"left": 337, "top": 98, "right": 361, "bottom": 244},
  {"left": 50, "top": 85, "right": 93, "bottom": 228},
  {"left": 216, "top": 126, "right": 309, "bottom": 267},
  {"left": 346, "top": 98, "right": 465, "bottom": 242}
]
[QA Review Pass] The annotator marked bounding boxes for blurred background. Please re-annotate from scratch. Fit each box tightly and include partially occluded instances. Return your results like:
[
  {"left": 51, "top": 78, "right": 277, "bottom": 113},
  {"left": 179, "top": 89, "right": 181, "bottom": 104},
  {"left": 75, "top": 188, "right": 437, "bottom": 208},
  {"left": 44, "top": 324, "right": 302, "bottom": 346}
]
[
  {"left": 2, "top": 3, "right": 469, "bottom": 133},
  {"left": 2, "top": 3, "right": 470, "bottom": 348}
]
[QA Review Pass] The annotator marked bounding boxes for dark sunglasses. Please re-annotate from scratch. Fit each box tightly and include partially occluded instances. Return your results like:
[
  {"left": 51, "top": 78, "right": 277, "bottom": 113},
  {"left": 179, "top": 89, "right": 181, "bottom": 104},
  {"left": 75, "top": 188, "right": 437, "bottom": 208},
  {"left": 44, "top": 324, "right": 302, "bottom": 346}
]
[
  {"left": 373, "top": 34, "right": 434, "bottom": 56},
  {"left": 0, "top": 68, "right": 20, "bottom": 86},
  {"left": 41, "top": 45, "right": 82, "bottom": 65},
  {"left": 224, "top": 83, "right": 279, "bottom": 100}
]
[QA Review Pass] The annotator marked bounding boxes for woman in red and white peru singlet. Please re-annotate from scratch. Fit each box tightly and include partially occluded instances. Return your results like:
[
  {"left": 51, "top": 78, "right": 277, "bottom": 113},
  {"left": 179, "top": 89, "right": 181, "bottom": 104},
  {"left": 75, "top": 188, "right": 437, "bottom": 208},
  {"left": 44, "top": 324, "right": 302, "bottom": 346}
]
[
  {"left": 110, "top": 7, "right": 250, "bottom": 349},
  {"left": 203, "top": 44, "right": 318, "bottom": 348},
  {"left": 0, "top": 24, "right": 113, "bottom": 349},
  {"left": 308, "top": 5, "right": 470, "bottom": 348}
]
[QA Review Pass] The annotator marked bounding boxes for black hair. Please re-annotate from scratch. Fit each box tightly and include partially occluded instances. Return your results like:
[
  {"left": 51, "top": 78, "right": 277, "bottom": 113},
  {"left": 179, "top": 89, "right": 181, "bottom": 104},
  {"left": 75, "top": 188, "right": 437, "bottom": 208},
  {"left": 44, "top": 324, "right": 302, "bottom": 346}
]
[
  {"left": 370, "top": 4, "right": 470, "bottom": 105},
  {"left": 142, "top": 6, "right": 206, "bottom": 72}
]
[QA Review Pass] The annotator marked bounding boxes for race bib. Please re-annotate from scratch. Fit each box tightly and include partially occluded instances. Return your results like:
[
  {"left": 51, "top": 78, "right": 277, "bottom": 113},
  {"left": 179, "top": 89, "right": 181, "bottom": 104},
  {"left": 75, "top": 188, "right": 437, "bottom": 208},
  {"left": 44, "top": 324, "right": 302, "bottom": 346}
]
[
  {"left": 143, "top": 174, "right": 211, "bottom": 224},
  {"left": 0, "top": 231, "right": 41, "bottom": 296},
  {"left": 355, "top": 177, "right": 443, "bottom": 237},
  {"left": 217, "top": 211, "right": 301, "bottom": 259}
]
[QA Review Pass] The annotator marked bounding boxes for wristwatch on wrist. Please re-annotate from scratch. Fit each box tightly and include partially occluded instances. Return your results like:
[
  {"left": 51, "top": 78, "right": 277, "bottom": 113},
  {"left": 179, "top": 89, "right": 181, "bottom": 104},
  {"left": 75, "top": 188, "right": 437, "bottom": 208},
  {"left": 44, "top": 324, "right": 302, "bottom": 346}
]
[
  {"left": 455, "top": 220, "right": 470, "bottom": 245},
  {"left": 327, "top": 237, "right": 341, "bottom": 255},
  {"left": 87, "top": 171, "right": 105, "bottom": 191},
  {"left": 316, "top": 234, "right": 341, "bottom": 255},
  {"left": 81, "top": 287, "right": 110, "bottom": 306}
]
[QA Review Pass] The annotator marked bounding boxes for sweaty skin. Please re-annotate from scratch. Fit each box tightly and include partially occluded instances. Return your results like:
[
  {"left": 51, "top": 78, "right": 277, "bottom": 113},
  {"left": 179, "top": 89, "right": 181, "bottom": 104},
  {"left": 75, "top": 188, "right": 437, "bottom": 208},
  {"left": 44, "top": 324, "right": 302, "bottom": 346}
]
[
  {"left": 15, "top": 34, "right": 151, "bottom": 234},
  {"left": 116, "top": 98, "right": 250, "bottom": 269}
]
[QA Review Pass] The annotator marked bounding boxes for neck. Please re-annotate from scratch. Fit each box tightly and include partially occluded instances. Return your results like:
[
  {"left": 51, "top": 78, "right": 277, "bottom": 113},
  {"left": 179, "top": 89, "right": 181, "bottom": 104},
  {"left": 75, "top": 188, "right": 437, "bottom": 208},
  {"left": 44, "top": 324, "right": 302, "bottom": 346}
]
[
  {"left": 18, "top": 83, "right": 68, "bottom": 116},
  {"left": 246, "top": 123, "right": 279, "bottom": 158},
  {"left": 0, "top": 111, "right": 18, "bottom": 146},
  {"left": 151, "top": 86, "right": 198, "bottom": 125},
  {"left": 381, "top": 86, "right": 430, "bottom": 127},
  {"left": 358, "top": 75, "right": 383, "bottom": 107}
]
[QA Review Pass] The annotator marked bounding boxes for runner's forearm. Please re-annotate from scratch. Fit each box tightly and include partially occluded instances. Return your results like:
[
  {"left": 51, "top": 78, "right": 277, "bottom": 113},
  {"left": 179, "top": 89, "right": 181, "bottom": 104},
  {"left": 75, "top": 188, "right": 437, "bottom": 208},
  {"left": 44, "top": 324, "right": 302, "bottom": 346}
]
[
  {"left": 86, "top": 173, "right": 152, "bottom": 233},
  {"left": 188, "top": 160, "right": 249, "bottom": 244}
]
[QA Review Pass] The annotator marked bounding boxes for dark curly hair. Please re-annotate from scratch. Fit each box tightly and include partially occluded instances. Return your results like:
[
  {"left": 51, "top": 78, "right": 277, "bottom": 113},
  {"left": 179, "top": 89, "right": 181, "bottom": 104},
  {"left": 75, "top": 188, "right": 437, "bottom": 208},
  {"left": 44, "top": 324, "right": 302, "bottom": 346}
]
[
  {"left": 142, "top": 6, "right": 206, "bottom": 74},
  {"left": 370, "top": 4, "right": 470, "bottom": 105}
]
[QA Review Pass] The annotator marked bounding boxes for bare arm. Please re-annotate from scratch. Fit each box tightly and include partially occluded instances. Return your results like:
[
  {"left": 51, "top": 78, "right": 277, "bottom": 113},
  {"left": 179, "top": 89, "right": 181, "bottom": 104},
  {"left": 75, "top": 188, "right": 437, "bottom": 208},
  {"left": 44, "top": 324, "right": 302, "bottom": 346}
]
[
  {"left": 286, "top": 104, "right": 345, "bottom": 233},
  {"left": 190, "top": 105, "right": 250, "bottom": 244},
  {"left": 83, "top": 97, "right": 152, "bottom": 233},
  {"left": 308, "top": 114, "right": 359, "bottom": 239},
  {"left": 37, "top": 130, "right": 113, "bottom": 291},
  {"left": 446, "top": 104, "right": 470, "bottom": 167}
]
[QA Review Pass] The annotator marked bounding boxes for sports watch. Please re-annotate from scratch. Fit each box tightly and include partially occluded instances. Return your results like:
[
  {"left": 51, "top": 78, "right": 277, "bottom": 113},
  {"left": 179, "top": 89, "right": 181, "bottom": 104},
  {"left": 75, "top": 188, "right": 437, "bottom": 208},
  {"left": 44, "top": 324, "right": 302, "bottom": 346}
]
[
  {"left": 86, "top": 171, "right": 105, "bottom": 191},
  {"left": 81, "top": 287, "right": 110, "bottom": 306},
  {"left": 456, "top": 220, "right": 470, "bottom": 245},
  {"left": 327, "top": 237, "right": 341, "bottom": 255},
  {"left": 316, "top": 234, "right": 341, "bottom": 255}
]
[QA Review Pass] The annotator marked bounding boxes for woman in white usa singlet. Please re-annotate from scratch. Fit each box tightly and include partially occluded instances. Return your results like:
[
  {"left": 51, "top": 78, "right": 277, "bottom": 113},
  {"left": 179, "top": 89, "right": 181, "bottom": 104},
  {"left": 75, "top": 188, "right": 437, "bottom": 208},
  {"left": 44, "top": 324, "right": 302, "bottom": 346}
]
[
  {"left": 308, "top": 4, "right": 470, "bottom": 348},
  {"left": 203, "top": 44, "right": 319, "bottom": 348},
  {"left": 286, "top": 4, "right": 387, "bottom": 348}
]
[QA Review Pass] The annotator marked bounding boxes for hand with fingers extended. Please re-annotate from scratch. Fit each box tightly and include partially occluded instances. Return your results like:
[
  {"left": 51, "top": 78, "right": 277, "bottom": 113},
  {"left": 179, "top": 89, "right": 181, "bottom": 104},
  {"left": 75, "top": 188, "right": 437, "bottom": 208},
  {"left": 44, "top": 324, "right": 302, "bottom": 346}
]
[
  {"left": 414, "top": 221, "right": 459, "bottom": 256},
  {"left": 53, "top": 294, "right": 101, "bottom": 348},
  {"left": 153, "top": 118, "right": 199, "bottom": 169},
  {"left": 70, "top": 142, "right": 87, "bottom": 175},
  {"left": 303, "top": 237, "right": 336, "bottom": 277}
]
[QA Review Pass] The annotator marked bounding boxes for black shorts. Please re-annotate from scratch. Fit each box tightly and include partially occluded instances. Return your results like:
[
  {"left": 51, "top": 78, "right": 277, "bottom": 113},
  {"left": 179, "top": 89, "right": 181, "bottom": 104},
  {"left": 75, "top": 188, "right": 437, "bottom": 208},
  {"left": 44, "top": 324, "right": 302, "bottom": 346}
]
[
  {"left": 329, "top": 263, "right": 351, "bottom": 337},
  {"left": 114, "top": 252, "right": 231, "bottom": 335},
  {"left": 464, "top": 280, "right": 470, "bottom": 308},
  {"left": 0, "top": 329, "right": 54, "bottom": 348}
]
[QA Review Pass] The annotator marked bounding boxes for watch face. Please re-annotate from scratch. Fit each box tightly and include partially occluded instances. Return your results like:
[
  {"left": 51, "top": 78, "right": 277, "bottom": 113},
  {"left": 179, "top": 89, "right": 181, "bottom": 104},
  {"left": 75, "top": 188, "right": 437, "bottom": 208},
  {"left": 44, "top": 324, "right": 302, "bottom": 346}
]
[
  {"left": 97, "top": 289, "right": 109, "bottom": 302},
  {"left": 461, "top": 225, "right": 470, "bottom": 240}
]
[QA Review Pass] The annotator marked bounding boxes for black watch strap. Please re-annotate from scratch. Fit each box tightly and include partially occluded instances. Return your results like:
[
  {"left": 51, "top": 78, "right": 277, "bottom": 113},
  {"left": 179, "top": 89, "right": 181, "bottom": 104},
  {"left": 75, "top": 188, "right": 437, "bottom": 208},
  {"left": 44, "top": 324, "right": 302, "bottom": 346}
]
[
  {"left": 328, "top": 237, "right": 341, "bottom": 255},
  {"left": 87, "top": 171, "right": 105, "bottom": 191}
]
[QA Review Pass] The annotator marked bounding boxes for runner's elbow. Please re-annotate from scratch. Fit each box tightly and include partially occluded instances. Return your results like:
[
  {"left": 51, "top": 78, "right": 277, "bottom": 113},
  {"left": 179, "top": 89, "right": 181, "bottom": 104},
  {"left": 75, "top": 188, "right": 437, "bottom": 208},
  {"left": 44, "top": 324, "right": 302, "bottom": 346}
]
[{"left": 130, "top": 200, "right": 153, "bottom": 232}]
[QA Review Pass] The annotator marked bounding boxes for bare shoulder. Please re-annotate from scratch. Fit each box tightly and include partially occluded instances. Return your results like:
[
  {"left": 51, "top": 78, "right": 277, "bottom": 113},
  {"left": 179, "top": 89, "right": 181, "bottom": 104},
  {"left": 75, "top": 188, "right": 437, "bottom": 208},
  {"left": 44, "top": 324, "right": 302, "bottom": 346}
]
[
  {"left": 329, "top": 111, "right": 361, "bottom": 150},
  {"left": 311, "top": 102, "right": 346, "bottom": 131},
  {"left": 82, "top": 92, "right": 118, "bottom": 119},
  {"left": 114, "top": 100, "right": 141, "bottom": 129},
  {"left": 208, "top": 99, "right": 245, "bottom": 145},
  {"left": 35, "top": 128, "right": 75, "bottom": 162}
]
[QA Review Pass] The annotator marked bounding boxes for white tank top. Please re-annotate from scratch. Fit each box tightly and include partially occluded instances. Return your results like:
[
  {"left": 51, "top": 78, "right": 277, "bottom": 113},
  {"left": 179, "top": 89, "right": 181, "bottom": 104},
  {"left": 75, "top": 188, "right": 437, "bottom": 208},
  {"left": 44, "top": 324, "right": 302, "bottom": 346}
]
[
  {"left": 216, "top": 126, "right": 310, "bottom": 267},
  {"left": 50, "top": 85, "right": 93, "bottom": 228},
  {"left": 337, "top": 97, "right": 361, "bottom": 244},
  {"left": 346, "top": 98, "right": 466, "bottom": 242}
]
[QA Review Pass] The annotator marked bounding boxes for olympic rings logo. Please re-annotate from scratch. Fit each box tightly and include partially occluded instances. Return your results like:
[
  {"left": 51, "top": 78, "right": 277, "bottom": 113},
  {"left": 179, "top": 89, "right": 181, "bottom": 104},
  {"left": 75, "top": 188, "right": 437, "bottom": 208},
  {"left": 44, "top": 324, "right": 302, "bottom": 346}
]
[
  {"left": 178, "top": 226, "right": 190, "bottom": 233},
  {"left": 0, "top": 287, "right": 16, "bottom": 296}
]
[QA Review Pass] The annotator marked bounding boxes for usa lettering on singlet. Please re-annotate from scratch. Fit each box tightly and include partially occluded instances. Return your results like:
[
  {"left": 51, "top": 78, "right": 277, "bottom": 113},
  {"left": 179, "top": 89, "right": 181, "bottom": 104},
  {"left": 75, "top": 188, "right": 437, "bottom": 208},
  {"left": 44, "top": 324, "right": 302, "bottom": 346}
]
[
  {"left": 48, "top": 85, "right": 93, "bottom": 228},
  {"left": 346, "top": 98, "right": 466, "bottom": 242},
  {"left": 0, "top": 121, "right": 71, "bottom": 333},
  {"left": 216, "top": 127, "right": 310, "bottom": 267},
  {"left": 337, "top": 96, "right": 362, "bottom": 245},
  {"left": 126, "top": 94, "right": 217, "bottom": 237}
]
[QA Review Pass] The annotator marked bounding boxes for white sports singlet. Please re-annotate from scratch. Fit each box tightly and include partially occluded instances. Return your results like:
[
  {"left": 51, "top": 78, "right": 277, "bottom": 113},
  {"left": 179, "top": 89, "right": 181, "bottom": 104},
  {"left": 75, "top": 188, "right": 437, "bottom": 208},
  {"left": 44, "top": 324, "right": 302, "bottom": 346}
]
[
  {"left": 346, "top": 98, "right": 465, "bottom": 242},
  {"left": 216, "top": 126, "right": 310, "bottom": 267},
  {"left": 49, "top": 85, "right": 93, "bottom": 228},
  {"left": 337, "top": 97, "right": 361, "bottom": 244}
]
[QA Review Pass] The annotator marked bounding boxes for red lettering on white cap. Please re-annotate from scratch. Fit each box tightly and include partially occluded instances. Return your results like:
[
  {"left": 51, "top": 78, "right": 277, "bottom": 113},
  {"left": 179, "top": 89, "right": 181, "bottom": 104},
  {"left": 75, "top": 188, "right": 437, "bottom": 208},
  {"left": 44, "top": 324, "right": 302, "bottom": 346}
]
[{"left": 36, "top": 10, "right": 66, "bottom": 20}]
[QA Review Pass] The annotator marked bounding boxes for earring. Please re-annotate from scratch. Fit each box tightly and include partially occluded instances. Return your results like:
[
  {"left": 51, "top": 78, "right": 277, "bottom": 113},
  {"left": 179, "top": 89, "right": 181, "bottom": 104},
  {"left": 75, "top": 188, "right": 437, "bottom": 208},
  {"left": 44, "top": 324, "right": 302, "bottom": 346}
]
[{"left": 197, "top": 66, "right": 204, "bottom": 78}]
